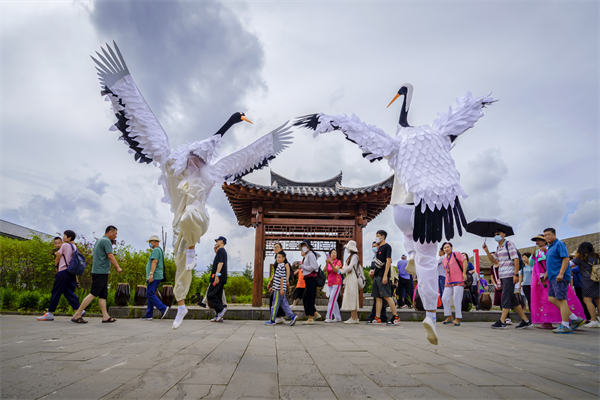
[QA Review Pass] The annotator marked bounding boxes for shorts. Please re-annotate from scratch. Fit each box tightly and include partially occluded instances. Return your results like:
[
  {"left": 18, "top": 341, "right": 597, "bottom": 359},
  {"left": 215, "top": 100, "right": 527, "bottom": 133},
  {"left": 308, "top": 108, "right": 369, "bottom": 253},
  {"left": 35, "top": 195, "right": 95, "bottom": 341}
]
[
  {"left": 372, "top": 276, "right": 392, "bottom": 298},
  {"left": 90, "top": 273, "right": 109, "bottom": 299},
  {"left": 548, "top": 278, "right": 568, "bottom": 300},
  {"left": 500, "top": 277, "right": 520, "bottom": 310}
]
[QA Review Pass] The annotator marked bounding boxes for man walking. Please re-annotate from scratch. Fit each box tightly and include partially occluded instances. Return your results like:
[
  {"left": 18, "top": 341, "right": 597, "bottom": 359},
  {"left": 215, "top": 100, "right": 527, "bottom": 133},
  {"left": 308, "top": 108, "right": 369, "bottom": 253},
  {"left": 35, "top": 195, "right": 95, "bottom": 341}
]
[
  {"left": 397, "top": 255, "right": 413, "bottom": 308},
  {"left": 482, "top": 229, "right": 531, "bottom": 329},
  {"left": 372, "top": 230, "right": 401, "bottom": 325},
  {"left": 207, "top": 236, "right": 228, "bottom": 322},
  {"left": 367, "top": 241, "right": 388, "bottom": 323},
  {"left": 72, "top": 226, "right": 122, "bottom": 323},
  {"left": 140, "top": 235, "right": 169, "bottom": 321},
  {"left": 544, "top": 228, "right": 586, "bottom": 334}
]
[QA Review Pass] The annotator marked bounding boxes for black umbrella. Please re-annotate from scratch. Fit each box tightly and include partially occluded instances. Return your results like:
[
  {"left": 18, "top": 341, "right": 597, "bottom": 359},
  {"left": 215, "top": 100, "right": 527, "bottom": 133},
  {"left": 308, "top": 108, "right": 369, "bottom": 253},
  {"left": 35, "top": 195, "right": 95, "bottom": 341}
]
[{"left": 466, "top": 218, "right": 515, "bottom": 238}]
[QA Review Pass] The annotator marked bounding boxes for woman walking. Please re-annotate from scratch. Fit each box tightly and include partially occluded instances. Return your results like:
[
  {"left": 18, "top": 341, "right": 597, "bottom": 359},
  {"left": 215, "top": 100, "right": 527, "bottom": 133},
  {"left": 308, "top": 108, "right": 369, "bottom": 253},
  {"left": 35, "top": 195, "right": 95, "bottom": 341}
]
[
  {"left": 37, "top": 230, "right": 82, "bottom": 321},
  {"left": 572, "top": 242, "right": 600, "bottom": 328},
  {"left": 529, "top": 234, "right": 584, "bottom": 328},
  {"left": 521, "top": 252, "right": 533, "bottom": 311},
  {"left": 299, "top": 240, "right": 320, "bottom": 325},
  {"left": 324, "top": 250, "right": 343, "bottom": 323},
  {"left": 291, "top": 261, "right": 305, "bottom": 309},
  {"left": 340, "top": 241, "right": 360, "bottom": 324},
  {"left": 441, "top": 243, "right": 467, "bottom": 326}
]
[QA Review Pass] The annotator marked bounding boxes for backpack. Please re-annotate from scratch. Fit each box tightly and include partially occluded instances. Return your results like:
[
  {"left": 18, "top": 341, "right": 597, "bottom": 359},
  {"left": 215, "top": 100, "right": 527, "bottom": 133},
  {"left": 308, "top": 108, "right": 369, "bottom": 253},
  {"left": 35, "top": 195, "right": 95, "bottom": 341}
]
[
  {"left": 351, "top": 255, "right": 366, "bottom": 289},
  {"left": 580, "top": 259, "right": 600, "bottom": 283},
  {"left": 63, "top": 243, "right": 86, "bottom": 276},
  {"left": 504, "top": 241, "right": 525, "bottom": 271}
]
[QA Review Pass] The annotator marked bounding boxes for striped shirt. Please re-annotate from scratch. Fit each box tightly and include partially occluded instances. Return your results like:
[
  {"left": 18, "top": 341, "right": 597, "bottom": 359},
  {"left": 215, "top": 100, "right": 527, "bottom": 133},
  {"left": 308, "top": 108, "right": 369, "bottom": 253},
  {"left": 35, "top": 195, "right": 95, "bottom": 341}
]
[
  {"left": 272, "top": 263, "right": 287, "bottom": 291},
  {"left": 494, "top": 240, "right": 519, "bottom": 279}
]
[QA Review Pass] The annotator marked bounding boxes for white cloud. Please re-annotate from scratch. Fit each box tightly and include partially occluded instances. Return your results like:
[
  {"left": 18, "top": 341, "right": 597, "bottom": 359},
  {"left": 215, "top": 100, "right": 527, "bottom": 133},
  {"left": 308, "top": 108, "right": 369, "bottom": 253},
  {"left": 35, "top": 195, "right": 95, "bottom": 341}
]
[{"left": 566, "top": 198, "right": 600, "bottom": 233}]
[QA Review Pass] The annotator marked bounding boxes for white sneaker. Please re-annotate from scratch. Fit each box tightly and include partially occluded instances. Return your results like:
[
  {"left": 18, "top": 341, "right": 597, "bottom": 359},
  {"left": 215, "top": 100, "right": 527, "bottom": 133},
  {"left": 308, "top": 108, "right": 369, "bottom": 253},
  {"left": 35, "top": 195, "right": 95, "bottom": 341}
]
[
  {"left": 275, "top": 317, "right": 285, "bottom": 324},
  {"left": 423, "top": 317, "right": 438, "bottom": 346},
  {"left": 37, "top": 312, "right": 54, "bottom": 321},
  {"left": 344, "top": 319, "right": 355, "bottom": 324},
  {"left": 314, "top": 312, "right": 322, "bottom": 320},
  {"left": 140, "top": 317, "right": 153, "bottom": 321},
  {"left": 583, "top": 321, "right": 600, "bottom": 328},
  {"left": 172, "top": 307, "right": 188, "bottom": 330},
  {"left": 334, "top": 318, "right": 343, "bottom": 322},
  {"left": 324, "top": 318, "right": 334, "bottom": 323},
  {"left": 218, "top": 308, "right": 227, "bottom": 319},
  {"left": 505, "top": 318, "right": 512, "bottom": 325}
]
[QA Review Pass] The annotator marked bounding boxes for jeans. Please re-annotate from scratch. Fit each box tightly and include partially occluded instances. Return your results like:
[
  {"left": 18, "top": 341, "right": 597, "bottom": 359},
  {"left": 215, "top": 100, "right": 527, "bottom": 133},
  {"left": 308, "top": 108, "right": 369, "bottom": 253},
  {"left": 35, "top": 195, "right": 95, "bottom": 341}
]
[
  {"left": 49, "top": 270, "right": 80, "bottom": 313},
  {"left": 145, "top": 279, "right": 167, "bottom": 318}
]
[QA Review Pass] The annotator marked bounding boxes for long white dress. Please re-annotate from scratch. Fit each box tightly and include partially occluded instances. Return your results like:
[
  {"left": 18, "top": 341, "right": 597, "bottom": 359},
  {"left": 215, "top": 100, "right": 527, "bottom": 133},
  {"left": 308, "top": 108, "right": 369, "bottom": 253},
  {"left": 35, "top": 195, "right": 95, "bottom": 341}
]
[{"left": 340, "top": 254, "right": 359, "bottom": 311}]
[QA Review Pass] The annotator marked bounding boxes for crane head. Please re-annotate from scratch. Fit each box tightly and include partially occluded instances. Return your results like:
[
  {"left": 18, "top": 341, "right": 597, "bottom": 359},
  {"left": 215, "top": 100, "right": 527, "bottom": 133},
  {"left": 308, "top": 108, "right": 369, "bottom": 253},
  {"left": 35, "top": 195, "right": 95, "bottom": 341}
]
[{"left": 387, "top": 83, "right": 413, "bottom": 111}]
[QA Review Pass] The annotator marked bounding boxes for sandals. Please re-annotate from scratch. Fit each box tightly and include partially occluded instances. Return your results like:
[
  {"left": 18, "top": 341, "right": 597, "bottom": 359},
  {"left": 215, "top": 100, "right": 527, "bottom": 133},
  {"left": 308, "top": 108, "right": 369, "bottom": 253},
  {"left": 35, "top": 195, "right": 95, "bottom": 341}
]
[
  {"left": 102, "top": 318, "right": 117, "bottom": 323},
  {"left": 71, "top": 317, "right": 88, "bottom": 324},
  {"left": 442, "top": 320, "right": 453, "bottom": 325},
  {"left": 452, "top": 322, "right": 461, "bottom": 326}
]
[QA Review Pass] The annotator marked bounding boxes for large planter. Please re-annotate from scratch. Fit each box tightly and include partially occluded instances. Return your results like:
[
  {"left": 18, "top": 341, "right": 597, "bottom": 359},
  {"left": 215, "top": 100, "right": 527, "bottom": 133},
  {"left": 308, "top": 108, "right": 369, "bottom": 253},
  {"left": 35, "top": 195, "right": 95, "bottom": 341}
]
[
  {"left": 134, "top": 285, "right": 147, "bottom": 306},
  {"left": 480, "top": 293, "right": 492, "bottom": 310},
  {"left": 160, "top": 285, "right": 174, "bottom": 307},
  {"left": 115, "top": 283, "right": 130, "bottom": 306}
]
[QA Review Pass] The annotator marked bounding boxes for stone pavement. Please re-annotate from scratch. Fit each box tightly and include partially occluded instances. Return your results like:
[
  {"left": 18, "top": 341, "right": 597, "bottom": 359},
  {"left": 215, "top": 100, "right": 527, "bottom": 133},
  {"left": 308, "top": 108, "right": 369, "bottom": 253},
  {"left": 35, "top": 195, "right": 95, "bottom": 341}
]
[{"left": 1, "top": 315, "right": 598, "bottom": 400}]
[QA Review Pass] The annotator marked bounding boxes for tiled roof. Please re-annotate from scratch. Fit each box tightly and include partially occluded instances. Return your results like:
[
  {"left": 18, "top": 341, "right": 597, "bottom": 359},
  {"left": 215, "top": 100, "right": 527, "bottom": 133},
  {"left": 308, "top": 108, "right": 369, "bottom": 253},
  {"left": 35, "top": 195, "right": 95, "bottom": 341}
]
[
  {"left": 238, "top": 173, "right": 394, "bottom": 197},
  {"left": 0, "top": 219, "right": 53, "bottom": 241}
]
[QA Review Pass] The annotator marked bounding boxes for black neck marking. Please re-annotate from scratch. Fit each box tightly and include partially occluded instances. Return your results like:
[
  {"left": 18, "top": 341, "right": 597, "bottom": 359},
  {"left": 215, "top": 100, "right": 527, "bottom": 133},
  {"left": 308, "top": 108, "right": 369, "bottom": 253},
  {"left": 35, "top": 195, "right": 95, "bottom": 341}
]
[{"left": 399, "top": 95, "right": 410, "bottom": 127}]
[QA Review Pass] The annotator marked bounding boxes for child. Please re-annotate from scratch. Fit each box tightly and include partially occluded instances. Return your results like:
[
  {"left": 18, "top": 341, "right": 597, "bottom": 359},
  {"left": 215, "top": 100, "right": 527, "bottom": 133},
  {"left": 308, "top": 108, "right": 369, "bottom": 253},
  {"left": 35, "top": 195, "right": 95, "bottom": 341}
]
[{"left": 265, "top": 251, "right": 298, "bottom": 326}]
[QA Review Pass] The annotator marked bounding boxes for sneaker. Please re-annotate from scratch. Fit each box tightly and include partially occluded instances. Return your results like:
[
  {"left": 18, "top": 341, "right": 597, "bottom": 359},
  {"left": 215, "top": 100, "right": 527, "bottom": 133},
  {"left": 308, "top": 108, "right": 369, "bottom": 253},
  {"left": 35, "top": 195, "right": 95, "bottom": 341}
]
[
  {"left": 583, "top": 320, "right": 600, "bottom": 328},
  {"left": 422, "top": 317, "right": 438, "bottom": 345},
  {"left": 289, "top": 315, "right": 298, "bottom": 326},
  {"left": 371, "top": 317, "right": 382, "bottom": 325},
  {"left": 570, "top": 316, "right": 585, "bottom": 331},
  {"left": 37, "top": 312, "right": 54, "bottom": 321},
  {"left": 302, "top": 319, "right": 314, "bottom": 325},
  {"left": 324, "top": 318, "right": 334, "bottom": 323},
  {"left": 344, "top": 318, "right": 355, "bottom": 324},
  {"left": 275, "top": 317, "right": 285, "bottom": 324},
  {"left": 491, "top": 320, "right": 507, "bottom": 329},
  {"left": 505, "top": 318, "right": 512, "bottom": 325},
  {"left": 515, "top": 320, "right": 533, "bottom": 329},
  {"left": 161, "top": 307, "right": 170, "bottom": 320},
  {"left": 217, "top": 308, "right": 227, "bottom": 319},
  {"left": 210, "top": 317, "right": 224, "bottom": 323},
  {"left": 552, "top": 324, "right": 573, "bottom": 334},
  {"left": 334, "top": 318, "right": 342, "bottom": 322},
  {"left": 314, "top": 312, "right": 322, "bottom": 320},
  {"left": 140, "top": 317, "right": 153, "bottom": 321},
  {"left": 81, "top": 310, "right": 87, "bottom": 317},
  {"left": 366, "top": 319, "right": 374, "bottom": 324},
  {"left": 387, "top": 316, "right": 401, "bottom": 325},
  {"left": 264, "top": 320, "right": 277, "bottom": 326}
]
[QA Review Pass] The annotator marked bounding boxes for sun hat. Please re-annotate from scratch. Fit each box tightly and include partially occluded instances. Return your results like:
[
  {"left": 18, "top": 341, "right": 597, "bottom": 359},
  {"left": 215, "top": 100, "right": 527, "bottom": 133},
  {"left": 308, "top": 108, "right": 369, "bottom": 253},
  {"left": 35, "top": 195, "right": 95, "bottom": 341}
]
[
  {"left": 298, "top": 239, "right": 313, "bottom": 249},
  {"left": 146, "top": 235, "right": 161, "bottom": 243},
  {"left": 531, "top": 234, "right": 546, "bottom": 242},
  {"left": 344, "top": 240, "right": 359, "bottom": 253}
]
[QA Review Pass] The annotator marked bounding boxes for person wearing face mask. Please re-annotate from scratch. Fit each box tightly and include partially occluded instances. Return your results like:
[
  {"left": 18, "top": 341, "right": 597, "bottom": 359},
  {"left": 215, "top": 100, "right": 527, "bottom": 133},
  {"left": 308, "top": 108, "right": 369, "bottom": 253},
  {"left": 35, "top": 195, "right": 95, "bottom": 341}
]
[
  {"left": 367, "top": 241, "right": 388, "bottom": 323},
  {"left": 140, "top": 235, "right": 169, "bottom": 321},
  {"left": 298, "top": 240, "right": 320, "bottom": 325},
  {"left": 482, "top": 229, "right": 531, "bottom": 329}
]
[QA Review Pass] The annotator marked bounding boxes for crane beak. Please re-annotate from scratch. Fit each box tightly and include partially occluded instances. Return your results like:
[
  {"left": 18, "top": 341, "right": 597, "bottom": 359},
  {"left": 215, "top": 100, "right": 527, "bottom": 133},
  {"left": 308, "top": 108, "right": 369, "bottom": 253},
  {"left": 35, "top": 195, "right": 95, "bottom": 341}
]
[
  {"left": 241, "top": 116, "right": 253, "bottom": 124},
  {"left": 387, "top": 93, "right": 401, "bottom": 108}
]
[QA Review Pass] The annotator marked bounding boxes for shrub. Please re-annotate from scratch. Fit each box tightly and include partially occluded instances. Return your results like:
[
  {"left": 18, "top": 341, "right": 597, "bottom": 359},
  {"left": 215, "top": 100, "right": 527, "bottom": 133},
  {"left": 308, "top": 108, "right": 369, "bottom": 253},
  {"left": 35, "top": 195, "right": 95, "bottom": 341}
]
[
  {"left": 106, "top": 290, "right": 115, "bottom": 309},
  {"left": 18, "top": 291, "right": 40, "bottom": 310},
  {"left": 224, "top": 276, "right": 252, "bottom": 297},
  {"left": 57, "top": 295, "right": 70, "bottom": 312},
  {"left": 0, "top": 287, "right": 16, "bottom": 310},
  {"left": 38, "top": 293, "right": 51, "bottom": 311}
]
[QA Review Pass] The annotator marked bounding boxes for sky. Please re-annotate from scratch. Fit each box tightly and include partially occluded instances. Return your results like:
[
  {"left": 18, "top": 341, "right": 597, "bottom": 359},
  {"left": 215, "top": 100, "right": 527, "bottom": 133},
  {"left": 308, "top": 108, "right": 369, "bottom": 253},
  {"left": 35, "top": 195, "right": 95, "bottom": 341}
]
[{"left": 2, "top": 0, "right": 598, "bottom": 274}]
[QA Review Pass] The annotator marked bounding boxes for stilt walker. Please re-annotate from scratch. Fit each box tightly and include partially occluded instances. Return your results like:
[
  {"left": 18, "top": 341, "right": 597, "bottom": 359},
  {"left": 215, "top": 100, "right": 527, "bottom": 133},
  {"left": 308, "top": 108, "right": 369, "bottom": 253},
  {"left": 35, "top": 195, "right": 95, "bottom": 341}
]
[
  {"left": 295, "top": 83, "right": 494, "bottom": 344},
  {"left": 91, "top": 42, "right": 294, "bottom": 329}
]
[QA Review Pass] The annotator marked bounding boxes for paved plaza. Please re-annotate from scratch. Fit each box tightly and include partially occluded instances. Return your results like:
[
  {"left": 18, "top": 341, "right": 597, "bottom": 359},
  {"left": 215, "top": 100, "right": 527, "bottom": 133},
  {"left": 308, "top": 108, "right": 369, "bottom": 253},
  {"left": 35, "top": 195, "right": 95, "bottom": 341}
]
[{"left": 1, "top": 315, "right": 599, "bottom": 400}]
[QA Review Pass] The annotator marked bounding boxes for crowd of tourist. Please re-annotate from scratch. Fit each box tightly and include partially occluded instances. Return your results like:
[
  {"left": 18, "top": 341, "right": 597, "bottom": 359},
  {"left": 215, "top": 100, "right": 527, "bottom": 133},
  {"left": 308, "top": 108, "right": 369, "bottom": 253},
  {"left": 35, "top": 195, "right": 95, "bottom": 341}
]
[{"left": 37, "top": 225, "right": 599, "bottom": 335}]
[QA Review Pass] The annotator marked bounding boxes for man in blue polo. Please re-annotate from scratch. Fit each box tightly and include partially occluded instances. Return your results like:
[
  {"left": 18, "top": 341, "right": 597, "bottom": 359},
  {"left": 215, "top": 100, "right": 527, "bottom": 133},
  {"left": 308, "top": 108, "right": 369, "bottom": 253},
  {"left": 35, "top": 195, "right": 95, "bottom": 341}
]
[{"left": 544, "top": 228, "right": 585, "bottom": 334}]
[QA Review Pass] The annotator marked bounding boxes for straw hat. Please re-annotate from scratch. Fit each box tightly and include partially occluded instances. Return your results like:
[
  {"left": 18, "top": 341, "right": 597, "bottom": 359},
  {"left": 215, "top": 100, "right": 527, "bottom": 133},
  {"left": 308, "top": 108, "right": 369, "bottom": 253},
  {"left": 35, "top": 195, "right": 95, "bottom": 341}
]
[
  {"left": 344, "top": 240, "right": 359, "bottom": 253},
  {"left": 530, "top": 234, "right": 545, "bottom": 242},
  {"left": 146, "top": 235, "right": 161, "bottom": 243}
]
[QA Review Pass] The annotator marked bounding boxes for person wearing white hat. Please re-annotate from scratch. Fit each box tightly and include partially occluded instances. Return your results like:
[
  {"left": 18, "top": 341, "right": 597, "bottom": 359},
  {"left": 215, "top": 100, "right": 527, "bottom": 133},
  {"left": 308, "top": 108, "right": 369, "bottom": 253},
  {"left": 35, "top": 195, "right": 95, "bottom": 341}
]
[
  {"left": 340, "top": 241, "right": 361, "bottom": 323},
  {"left": 140, "top": 235, "right": 169, "bottom": 321}
]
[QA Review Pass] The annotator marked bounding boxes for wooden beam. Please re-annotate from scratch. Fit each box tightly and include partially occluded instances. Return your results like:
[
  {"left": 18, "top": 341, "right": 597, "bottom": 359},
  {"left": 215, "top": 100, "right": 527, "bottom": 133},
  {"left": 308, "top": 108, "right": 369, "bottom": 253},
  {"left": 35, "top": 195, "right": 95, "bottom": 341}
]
[{"left": 263, "top": 218, "right": 355, "bottom": 226}]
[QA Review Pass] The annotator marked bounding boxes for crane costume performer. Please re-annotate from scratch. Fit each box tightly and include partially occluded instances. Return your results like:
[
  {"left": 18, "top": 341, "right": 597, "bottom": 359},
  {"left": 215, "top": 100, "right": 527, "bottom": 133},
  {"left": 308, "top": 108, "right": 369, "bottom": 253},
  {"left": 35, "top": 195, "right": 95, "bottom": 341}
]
[
  {"left": 91, "top": 42, "right": 293, "bottom": 329},
  {"left": 295, "top": 84, "right": 494, "bottom": 344}
]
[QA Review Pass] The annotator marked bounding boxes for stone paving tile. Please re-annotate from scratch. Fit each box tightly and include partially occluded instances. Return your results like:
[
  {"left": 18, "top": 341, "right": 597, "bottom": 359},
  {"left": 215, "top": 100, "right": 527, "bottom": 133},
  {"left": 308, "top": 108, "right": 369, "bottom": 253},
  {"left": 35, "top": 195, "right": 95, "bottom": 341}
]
[{"left": 1, "top": 316, "right": 599, "bottom": 400}]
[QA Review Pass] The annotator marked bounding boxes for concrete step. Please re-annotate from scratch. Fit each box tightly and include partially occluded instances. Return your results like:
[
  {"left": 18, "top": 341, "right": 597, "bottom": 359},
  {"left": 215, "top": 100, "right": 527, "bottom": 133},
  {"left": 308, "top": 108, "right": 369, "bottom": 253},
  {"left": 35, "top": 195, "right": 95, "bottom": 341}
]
[{"left": 109, "top": 306, "right": 529, "bottom": 323}]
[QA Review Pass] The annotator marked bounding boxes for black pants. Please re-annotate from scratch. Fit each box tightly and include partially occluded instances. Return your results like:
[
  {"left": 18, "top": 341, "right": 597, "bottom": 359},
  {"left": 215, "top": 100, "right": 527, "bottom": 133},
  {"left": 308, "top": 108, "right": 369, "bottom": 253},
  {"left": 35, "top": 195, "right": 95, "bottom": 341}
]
[
  {"left": 470, "top": 285, "right": 480, "bottom": 309},
  {"left": 523, "top": 285, "right": 531, "bottom": 310},
  {"left": 575, "top": 286, "right": 591, "bottom": 321},
  {"left": 303, "top": 276, "right": 317, "bottom": 317},
  {"left": 270, "top": 291, "right": 286, "bottom": 317},
  {"left": 207, "top": 282, "right": 225, "bottom": 314},
  {"left": 49, "top": 270, "right": 80, "bottom": 313},
  {"left": 397, "top": 278, "right": 413, "bottom": 307}
]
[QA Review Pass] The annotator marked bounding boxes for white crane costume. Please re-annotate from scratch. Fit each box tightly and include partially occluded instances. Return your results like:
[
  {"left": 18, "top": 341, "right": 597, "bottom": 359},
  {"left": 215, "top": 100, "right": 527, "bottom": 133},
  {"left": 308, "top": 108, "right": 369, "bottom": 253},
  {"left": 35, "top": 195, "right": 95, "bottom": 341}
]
[
  {"left": 295, "top": 83, "right": 494, "bottom": 344},
  {"left": 91, "top": 42, "right": 293, "bottom": 326}
]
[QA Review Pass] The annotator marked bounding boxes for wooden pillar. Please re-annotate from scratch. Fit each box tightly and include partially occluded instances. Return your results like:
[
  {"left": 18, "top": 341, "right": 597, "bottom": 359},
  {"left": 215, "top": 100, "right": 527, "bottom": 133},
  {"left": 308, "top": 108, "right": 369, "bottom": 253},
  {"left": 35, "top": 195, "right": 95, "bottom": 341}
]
[
  {"left": 356, "top": 209, "right": 364, "bottom": 308},
  {"left": 252, "top": 203, "right": 265, "bottom": 307}
]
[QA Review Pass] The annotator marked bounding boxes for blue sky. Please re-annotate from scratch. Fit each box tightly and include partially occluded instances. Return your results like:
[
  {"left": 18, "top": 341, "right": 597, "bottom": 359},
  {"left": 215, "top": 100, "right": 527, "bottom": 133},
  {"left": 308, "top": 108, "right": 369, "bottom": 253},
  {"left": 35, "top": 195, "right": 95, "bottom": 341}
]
[{"left": 2, "top": 0, "right": 598, "bottom": 273}]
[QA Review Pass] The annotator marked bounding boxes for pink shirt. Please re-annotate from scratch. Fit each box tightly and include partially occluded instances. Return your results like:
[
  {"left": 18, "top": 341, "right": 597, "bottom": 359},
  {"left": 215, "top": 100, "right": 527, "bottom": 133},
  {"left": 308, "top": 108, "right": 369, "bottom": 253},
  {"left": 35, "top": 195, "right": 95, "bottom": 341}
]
[
  {"left": 442, "top": 251, "right": 465, "bottom": 287},
  {"left": 57, "top": 243, "right": 75, "bottom": 272},
  {"left": 327, "top": 259, "right": 342, "bottom": 286}
]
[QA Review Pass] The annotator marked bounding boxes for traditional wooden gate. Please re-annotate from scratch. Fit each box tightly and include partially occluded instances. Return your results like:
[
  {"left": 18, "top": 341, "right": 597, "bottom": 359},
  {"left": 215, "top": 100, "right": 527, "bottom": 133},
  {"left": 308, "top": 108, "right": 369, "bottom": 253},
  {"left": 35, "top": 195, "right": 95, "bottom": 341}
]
[{"left": 223, "top": 171, "right": 393, "bottom": 306}]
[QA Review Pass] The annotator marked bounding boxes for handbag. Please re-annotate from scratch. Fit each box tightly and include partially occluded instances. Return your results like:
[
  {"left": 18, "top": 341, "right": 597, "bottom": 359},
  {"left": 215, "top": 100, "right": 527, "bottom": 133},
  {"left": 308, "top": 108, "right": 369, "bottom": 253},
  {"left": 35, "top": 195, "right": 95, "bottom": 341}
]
[
  {"left": 451, "top": 252, "right": 473, "bottom": 286},
  {"left": 353, "top": 255, "right": 366, "bottom": 290},
  {"left": 316, "top": 266, "right": 326, "bottom": 287}
]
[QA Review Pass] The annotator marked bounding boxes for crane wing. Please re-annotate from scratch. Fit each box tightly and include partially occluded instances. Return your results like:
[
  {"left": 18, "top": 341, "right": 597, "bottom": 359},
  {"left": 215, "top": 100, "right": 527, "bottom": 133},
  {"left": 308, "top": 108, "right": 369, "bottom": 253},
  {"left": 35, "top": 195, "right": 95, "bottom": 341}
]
[
  {"left": 431, "top": 92, "right": 496, "bottom": 143},
  {"left": 294, "top": 113, "right": 396, "bottom": 162},
  {"left": 213, "top": 121, "right": 294, "bottom": 182},
  {"left": 92, "top": 41, "right": 171, "bottom": 165}
]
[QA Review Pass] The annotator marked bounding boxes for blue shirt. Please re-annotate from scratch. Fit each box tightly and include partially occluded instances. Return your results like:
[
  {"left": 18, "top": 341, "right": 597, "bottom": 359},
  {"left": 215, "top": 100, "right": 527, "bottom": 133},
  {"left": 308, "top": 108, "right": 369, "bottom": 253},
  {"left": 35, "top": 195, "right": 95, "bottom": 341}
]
[
  {"left": 546, "top": 239, "right": 570, "bottom": 282},
  {"left": 522, "top": 263, "right": 533, "bottom": 286},
  {"left": 571, "top": 265, "right": 582, "bottom": 287},
  {"left": 397, "top": 259, "right": 410, "bottom": 279}
]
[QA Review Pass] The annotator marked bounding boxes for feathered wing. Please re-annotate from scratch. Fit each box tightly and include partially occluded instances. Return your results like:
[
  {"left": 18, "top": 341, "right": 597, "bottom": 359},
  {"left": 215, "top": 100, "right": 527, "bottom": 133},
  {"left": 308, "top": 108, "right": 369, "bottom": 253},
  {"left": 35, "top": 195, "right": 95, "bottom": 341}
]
[
  {"left": 91, "top": 41, "right": 170, "bottom": 165},
  {"left": 392, "top": 125, "right": 468, "bottom": 244},
  {"left": 294, "top": 113, "right": 397, "bottom": 162},
  {"left": 213, "top": 121, "right": 294, "bottom": 182},
  {"left": 432, "top": 92, "right": 496, "bottom": 143}
]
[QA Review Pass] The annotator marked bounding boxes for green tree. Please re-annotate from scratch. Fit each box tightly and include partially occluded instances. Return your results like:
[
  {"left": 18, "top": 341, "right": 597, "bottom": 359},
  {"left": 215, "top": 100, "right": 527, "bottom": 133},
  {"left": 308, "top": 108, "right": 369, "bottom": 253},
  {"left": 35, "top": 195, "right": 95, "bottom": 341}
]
[{"left": 242, "top": 262, "right": 253, "bottom": 282}]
